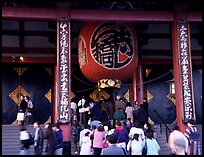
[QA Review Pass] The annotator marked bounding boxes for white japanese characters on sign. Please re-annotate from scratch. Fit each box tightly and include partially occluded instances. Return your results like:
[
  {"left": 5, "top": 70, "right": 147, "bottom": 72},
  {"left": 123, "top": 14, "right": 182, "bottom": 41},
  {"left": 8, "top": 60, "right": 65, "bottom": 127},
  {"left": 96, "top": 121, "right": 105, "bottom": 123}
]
[
  {"left": 58, "top": 20, "right": 69, "bottom": 123},
  {"left": 178, "top": 23, "right": 195, "bottom": 121}
]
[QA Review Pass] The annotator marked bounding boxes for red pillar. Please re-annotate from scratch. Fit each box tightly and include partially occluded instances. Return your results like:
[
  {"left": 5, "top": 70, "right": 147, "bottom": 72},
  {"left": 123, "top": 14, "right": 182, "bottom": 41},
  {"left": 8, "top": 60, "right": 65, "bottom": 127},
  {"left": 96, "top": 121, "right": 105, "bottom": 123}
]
[
  {"left": 132, "top": 70, "right": 138, "bottom": 103},
  {"left": 138, "top": 65, "right": 144, "bottom": 104},
  {"left": 53, "top": 65, "right": 58, "bottom": 123},
  {"left": 172, "top": 11, "right": 196, "bottom": 132},
  {"left": 132, "top": 65, "right": 144, "bottom": 105}
]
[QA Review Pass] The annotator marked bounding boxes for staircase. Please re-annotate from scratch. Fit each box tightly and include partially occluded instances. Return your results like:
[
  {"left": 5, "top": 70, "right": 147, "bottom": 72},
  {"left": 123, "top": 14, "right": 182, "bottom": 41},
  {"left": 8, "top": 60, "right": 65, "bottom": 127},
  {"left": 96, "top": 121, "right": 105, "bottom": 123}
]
[
  {"left": 2, "top": 125, "right": 47, "bottom": 155},
  {"left": 153, "top": 124, "right": 202, "bottom": 155}
]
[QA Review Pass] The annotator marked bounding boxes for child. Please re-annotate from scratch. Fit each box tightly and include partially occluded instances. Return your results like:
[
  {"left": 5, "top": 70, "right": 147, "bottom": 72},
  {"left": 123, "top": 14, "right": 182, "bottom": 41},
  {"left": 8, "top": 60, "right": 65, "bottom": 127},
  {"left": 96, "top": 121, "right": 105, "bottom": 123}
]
[{"left": 80, "top": 132, "right": 92, "bottom": 155}]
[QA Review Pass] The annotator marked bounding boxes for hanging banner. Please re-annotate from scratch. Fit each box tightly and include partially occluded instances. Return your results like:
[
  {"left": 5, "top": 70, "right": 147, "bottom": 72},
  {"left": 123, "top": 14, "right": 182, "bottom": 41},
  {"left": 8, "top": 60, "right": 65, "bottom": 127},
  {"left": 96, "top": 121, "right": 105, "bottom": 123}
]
[
  {"left": 58, "top": 19, "right": 71, "bottom": 123},
  {"left": 178, "top": 22, "right": 195, "bottom": 122}
]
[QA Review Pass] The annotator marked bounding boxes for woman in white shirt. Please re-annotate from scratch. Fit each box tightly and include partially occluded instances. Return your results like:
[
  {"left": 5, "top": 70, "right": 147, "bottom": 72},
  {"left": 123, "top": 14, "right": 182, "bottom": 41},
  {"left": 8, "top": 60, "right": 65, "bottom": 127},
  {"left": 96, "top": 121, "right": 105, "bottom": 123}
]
[
  {"left": 80, "top": 132, "right": 92, "bottom": 155},
  {"left": 129, "top": 122, "right": 145, "bottom": 141},
  {"left": 145, "top": 129, "right": 160, "bottom": 155},
  {"left": 127, "top": 133, "right": 143, "bottom": 155},
  {"left": 125, "top": 102, "right": 133, "bottom": 121}
]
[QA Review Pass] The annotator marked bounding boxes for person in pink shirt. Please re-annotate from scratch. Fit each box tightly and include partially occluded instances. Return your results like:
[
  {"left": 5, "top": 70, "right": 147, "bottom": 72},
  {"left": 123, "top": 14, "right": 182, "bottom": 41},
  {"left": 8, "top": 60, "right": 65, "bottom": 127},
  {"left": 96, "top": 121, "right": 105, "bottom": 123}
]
[{"left": 89, "top": 124, "right": 106, "bottom": 155}]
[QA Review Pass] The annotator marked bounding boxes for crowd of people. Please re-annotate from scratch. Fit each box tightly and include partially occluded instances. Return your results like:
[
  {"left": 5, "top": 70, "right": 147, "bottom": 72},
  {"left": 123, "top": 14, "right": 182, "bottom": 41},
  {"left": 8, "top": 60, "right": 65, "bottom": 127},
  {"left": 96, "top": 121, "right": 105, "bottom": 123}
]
[
  {"left": 70, "top": 95, "right": 201, "bottom": 155},
  {"left": 18, "top": 94, "right": 201, "bottom": 155},
  {"left": 70, "top": 96, "right": 161, "bottom": 155}
]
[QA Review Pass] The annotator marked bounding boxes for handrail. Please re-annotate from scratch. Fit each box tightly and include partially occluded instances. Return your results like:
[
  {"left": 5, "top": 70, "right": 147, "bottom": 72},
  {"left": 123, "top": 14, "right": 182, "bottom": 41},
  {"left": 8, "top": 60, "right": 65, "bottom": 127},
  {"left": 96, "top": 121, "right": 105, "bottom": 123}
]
[{"left": 154, "top": 110, "right": 171, "bottom": 143}]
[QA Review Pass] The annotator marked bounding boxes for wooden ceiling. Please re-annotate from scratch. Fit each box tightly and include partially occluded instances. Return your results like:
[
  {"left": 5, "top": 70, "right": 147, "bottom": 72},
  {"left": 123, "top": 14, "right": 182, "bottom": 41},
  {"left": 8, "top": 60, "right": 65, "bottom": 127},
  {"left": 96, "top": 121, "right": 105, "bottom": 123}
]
[{"left": 2, "top": 1, "right": 202, "bottom": 65}]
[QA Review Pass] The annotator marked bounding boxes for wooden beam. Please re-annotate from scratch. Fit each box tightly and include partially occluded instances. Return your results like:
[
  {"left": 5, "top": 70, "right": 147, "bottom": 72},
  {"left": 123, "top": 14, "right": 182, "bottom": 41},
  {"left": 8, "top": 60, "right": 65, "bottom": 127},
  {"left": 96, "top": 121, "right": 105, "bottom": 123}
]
[
  {"left": 2, "top": 30, "right": 56, "bottom": 36},
  {"left": 2, "top": 7, "right": 202, "bottom": 22},
  {"left": 187, "top": 12, "right": 202, "bottom": 22},
  {"left": 2, "top": 56, "right": 201, "bottom": 65},
  {"left": 2, "top": 47, "right": 56, "bottom": 54},
  {"left": 2, "top": 7, "right": 58, "bottom": 21},
  {"left": 2, "top": 57, "right": 56, "bottom": 64},
  {"left": 70, "top": 9, "right": 174, "bottom": 22},
  {"left": 139, "top": 49, "right": 202, "bottom": 56},
  {"left": 140, "top": 59, "right": 202, "bottom": 65},
  {"left": 140, "top": 59, "right": 173, "bottom": 65}
]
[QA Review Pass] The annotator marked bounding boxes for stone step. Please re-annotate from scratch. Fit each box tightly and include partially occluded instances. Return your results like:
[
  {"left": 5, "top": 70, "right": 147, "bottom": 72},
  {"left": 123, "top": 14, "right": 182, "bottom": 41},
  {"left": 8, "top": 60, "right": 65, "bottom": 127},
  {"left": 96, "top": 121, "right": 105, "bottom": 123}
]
[{"left": 2, "top": 125, "right": 47, "bottom": 155}]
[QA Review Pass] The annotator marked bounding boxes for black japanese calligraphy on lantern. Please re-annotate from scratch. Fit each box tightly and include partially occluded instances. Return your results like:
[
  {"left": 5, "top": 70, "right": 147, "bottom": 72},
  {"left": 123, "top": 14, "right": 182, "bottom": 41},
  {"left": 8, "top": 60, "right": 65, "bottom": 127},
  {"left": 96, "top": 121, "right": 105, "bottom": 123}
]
[
  {"left": 58, "top": 20, "right": 70, "bottom": 123},
  {"left": 178, "top": 23, "right": 195, "bottom": 121},
  {"left": 91, "top": 23, "right": 134, "bottom": 69}
]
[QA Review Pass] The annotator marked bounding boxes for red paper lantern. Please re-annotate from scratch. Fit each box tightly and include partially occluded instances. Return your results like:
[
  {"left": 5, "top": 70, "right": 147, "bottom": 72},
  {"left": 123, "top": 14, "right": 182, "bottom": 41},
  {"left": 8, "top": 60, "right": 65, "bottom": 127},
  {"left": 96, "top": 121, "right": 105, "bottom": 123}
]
[{"left": 78, "top": 23, "right": 137, "bottom": 83}]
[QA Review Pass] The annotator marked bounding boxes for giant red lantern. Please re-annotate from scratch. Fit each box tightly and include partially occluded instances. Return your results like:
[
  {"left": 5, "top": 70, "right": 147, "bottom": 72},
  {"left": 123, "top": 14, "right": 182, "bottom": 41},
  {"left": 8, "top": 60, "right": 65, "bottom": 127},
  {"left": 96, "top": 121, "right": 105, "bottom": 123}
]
[{"left": 78, "top": 23, "right": 137, "bottom": 83}]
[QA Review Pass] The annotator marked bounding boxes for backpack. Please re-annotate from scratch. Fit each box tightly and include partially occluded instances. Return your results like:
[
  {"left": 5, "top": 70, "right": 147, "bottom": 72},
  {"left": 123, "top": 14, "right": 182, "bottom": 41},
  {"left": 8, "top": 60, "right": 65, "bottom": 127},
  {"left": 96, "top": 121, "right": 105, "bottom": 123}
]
[{"left": 53, "top": 132, "right": 63, "bottom": 149}]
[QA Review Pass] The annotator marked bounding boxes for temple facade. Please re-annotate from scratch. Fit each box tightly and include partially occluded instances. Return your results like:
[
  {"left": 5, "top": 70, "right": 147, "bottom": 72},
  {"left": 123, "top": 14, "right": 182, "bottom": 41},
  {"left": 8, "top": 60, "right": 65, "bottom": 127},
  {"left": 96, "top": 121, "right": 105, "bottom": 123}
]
[{"left": 2, "top": 1, "right": 202, "bottom": 142}]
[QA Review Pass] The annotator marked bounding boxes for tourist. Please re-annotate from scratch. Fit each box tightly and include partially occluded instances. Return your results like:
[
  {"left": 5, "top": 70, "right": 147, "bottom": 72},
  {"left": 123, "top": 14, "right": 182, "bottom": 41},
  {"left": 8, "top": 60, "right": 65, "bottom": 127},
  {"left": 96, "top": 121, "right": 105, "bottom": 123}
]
[
  {"left": 183, "top": 119, "right": 200, "bottom": 155},
  {"left": 89, "top": 124, "right": 106, "bottom": 155},
  {"left": 168, "top": 124, "right": 188, "bottom": 155},
  {"left": 44, "top": 123, "right": 55, "bottom": 155},
  {"left": 115, "top": 95, "right": 126, "bottom": 112},
  {"left": 143, "top": 123, "right": 157, "bottom": 139},
  {"left": 77, "top": 96, "right": 87, "bottom": 125},
  {"left": 113, "top": 108, "right": 126, "bottom": 123},
  {"left": 33, "top": 121, "right": 44, "bottom": 155},
  {"left": 24, "top": 95, "right": 33, "bottom": 125},
  {"left": 79, "top": 124, "right": 91, "bottom": 149},
  {"left": 107, "top": 100, "right": 114, "bottom": 126},
  {"left": 123, "top": 118, "right": 132, "bottom": 134},
  {"left": 100, "top": 107, "right": 109, "bottom": 124},
  {"left": 70, "top": 99, "right": 77, "bottom": 125},
  {"left": 52, "top": 123, "right": 64, "bottom": 155},
  {"left": 145, "top": 129, "right": 160, "bottom": 155},
  {"left": 80, "top": 132, "right": 92, "bottom": 155},
  {"left": 19, "top": 95, "right": 27, "bottom": 125},
  {"left": 72, "top": 122, "right": 82, "bottom": 154},
  {"left": 127, "top": 133, "right": 143, "bottom": 155},
  {"left": 129, "top": 121, "right": 145, "bottom": 141},
  {"left": 90, "top": 117, "right": 101, "bottom": 130},
  {"left": 114, "top": 121, "right": 128, "bottom": 149},
  {"left": 133, "top": 103, "right": 148, "bottom": 128},
  {"left": 125, "top": 102, "right": 133, "bottom": 122},
  {"left": 91, "top": 103, "right": 102, "bottom": 124},
  {"left": 19, "top": 125, "right": 31, "bottom": 155},
  {"left": 101, "top": 134, "right": 126, "bottom": 155}
]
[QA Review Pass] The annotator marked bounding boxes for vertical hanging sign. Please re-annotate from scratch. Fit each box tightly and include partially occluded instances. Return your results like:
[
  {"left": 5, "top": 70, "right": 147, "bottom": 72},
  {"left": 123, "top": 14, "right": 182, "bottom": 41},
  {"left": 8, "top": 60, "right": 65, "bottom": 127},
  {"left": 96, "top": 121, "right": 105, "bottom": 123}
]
[
  {"left": 58, "top": 19, "right": 70, "bottom": 123},
  {"left": 178, "top": 23, "right": 195, "bottom": 122}
]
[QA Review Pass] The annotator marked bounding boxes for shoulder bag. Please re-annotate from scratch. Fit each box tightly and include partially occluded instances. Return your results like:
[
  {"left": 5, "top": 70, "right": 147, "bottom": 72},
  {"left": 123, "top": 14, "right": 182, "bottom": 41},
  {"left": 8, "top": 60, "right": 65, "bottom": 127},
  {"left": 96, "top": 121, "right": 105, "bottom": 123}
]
[
  {"left": 142, "top": 139, "right": 147, "bottom": 155},
  {"left": 128, "top": 140, "right": 132, "bottom": 155}
]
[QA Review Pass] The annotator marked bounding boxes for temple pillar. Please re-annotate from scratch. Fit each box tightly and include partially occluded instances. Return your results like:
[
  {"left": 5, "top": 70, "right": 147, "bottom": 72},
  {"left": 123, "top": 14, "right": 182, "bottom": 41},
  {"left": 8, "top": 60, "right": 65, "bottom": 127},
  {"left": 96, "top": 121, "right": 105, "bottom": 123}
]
[
  {"left": 138, "top": 65, "right": 144, "bottom": 104},
  {"left": 132, "top": 64, "right": 144, "bottom": 105},
  {"left": 132, "top": 70, "right": 138, "bottom": 104},
  {"left": 54, "top": 65, "right": 58, "bottom": 123},
  {"left": 171, "top": 8, "right": 196, "bottom": 132}
]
